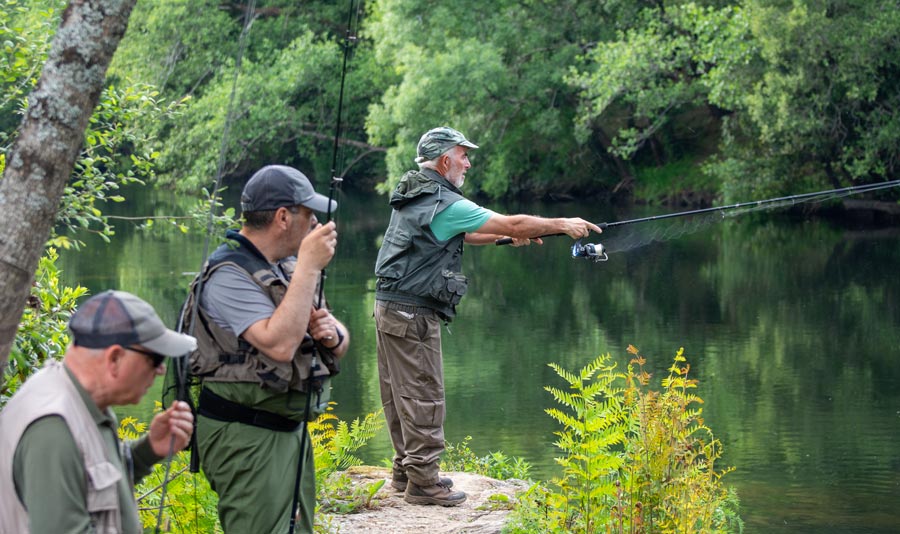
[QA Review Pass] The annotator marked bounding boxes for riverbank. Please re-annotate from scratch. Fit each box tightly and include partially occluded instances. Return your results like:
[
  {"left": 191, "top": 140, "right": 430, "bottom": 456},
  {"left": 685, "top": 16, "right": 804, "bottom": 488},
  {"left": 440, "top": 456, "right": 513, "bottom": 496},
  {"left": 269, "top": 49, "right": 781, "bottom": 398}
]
[{"left": 323, "top": 467, "right": 530, "bottom": 534}]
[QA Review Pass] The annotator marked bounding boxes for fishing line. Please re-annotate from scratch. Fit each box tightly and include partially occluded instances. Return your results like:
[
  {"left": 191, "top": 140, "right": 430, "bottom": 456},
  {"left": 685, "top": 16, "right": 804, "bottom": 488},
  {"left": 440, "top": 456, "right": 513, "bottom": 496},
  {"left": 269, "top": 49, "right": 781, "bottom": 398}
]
[
  {"left": 600, "top": 180, "right": 900, "bottom": 255},
  {"left": 496, "top": 179, "right": 900, "bottom": 261},
  {"left": 288, "top": 1, "right": 360, "bottom": 533},
  {"left": 155, "top": 2, "right": 257, "bottom": 533}
]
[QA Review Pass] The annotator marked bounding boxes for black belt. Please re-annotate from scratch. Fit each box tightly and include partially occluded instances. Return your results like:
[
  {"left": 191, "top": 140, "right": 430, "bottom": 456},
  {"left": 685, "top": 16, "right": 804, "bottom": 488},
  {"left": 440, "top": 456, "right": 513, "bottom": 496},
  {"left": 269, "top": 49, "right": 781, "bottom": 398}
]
[
  {"left": 378, "top": 300, "right": 437, "bottom": 316},
  {"left": 198, "top": 387, "right": 302, "bottom": 432}
]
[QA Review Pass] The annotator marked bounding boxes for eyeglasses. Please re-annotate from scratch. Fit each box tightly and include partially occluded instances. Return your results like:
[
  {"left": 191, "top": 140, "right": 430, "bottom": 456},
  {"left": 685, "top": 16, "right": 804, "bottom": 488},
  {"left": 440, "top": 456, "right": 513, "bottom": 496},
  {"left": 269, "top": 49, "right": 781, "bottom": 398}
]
[{"left": 127, "top": 346, "right": 166, "bottom": 368}]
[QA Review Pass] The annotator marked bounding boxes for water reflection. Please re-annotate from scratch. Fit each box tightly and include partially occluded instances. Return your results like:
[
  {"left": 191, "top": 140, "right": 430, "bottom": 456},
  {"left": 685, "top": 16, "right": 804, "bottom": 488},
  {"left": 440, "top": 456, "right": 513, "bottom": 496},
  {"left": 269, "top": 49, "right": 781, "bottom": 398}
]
[{"left": 57, "top": 189, "right": 900, "bottom": 534}]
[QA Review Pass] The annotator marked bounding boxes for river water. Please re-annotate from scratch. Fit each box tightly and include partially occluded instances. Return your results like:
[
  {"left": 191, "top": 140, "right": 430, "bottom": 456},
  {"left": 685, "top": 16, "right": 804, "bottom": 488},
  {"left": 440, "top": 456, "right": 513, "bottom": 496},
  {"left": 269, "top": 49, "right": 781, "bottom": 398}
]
[{"left": 58, "top": 187, "right": 900, "bottom": 533}]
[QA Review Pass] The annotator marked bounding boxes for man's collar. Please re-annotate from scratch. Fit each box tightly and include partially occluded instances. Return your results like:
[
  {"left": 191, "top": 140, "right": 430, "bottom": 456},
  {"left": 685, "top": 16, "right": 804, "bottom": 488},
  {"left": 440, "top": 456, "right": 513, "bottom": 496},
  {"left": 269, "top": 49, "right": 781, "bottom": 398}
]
[{"left": 420, "top": 168, "right": 462, "bottom": 194}]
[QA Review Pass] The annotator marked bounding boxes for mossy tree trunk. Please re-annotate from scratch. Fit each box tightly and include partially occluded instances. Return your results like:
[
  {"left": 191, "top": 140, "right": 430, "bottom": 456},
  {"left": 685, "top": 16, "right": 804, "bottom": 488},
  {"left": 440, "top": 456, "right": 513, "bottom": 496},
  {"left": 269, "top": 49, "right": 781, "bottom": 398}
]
[{"left": 0, "top": 0, "right": 137, "bottom": 367}]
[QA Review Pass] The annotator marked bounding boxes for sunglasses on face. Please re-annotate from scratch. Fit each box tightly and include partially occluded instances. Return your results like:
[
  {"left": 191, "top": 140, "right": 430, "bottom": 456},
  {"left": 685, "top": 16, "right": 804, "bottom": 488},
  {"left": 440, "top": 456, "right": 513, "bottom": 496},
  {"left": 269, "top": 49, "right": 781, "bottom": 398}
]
[{"left": 127, "top": 346, "right": 166, "bottom": 368}]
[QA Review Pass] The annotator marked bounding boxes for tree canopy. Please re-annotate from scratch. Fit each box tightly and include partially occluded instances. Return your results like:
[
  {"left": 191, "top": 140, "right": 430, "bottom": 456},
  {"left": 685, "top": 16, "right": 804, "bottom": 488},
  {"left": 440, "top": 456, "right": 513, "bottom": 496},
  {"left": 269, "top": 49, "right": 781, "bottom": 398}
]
[{"left": 5, "top": 0, "right": 900, "bottom": 204}]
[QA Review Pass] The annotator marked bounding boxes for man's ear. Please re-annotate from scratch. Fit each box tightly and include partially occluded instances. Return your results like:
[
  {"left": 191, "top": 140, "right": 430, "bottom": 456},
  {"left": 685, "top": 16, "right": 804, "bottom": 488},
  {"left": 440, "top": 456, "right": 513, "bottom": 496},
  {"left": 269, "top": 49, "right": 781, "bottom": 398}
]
[
  {"left": 436, "top": 154, "right": 450, "bottom": 174},
  {"left": 105, "top": 345, "right": 126, "bottom": 377},
  {"left": 275, "top": 206, "right": 291, "bottom": 230}
]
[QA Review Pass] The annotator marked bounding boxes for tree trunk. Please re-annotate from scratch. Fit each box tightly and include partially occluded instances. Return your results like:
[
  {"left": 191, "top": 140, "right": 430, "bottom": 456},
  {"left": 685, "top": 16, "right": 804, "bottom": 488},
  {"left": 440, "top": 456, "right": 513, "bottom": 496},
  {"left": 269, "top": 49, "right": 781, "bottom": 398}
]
[{"left": 0, "top": 0, "right": 137, "bottom": 368}]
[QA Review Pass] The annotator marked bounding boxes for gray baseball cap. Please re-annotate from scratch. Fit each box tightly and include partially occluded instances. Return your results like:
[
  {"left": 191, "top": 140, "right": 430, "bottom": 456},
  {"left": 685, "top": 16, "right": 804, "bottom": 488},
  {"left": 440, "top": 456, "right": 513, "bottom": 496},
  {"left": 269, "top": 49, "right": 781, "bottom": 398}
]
[
  {"left": 240, "top": 165, "right": 337, "bottom": 213},
  {"left": 416, "top": 127, "right": 479, "bottom": 161},
  {"left": 69, "top": 290, "right": 197, "bottom": 357}
]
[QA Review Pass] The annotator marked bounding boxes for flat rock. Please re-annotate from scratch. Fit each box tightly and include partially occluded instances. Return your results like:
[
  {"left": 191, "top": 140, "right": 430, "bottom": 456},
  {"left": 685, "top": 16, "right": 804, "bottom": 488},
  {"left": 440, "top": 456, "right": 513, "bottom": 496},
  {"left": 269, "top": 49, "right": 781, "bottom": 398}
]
[{"left": 323, "top": 466, "right": 530, "bottom": 534}]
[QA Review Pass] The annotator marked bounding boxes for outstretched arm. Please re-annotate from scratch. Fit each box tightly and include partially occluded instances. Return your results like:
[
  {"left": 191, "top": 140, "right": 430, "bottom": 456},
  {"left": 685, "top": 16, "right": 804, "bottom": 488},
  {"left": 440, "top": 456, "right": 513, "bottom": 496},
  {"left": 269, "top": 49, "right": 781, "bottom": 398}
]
[
  {"left": 464, "top": 233, "right": 542, "bottom": 246},
  {"left": 469, "top": 213, "right": 601, "bottom": 242}
]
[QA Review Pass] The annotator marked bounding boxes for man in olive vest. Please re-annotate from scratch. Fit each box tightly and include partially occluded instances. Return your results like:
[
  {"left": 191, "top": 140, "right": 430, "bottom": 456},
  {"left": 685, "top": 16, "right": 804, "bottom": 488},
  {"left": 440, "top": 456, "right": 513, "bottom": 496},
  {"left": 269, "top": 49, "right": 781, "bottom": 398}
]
[
  {"left": 0, "top": 290, "right": 197, "bottom": 534},
  {"left": 374, "top": 126, "right": 601, "bottom": 506},
  {"left": 187, "top": 165, "right": 348, "bottom": 534}
]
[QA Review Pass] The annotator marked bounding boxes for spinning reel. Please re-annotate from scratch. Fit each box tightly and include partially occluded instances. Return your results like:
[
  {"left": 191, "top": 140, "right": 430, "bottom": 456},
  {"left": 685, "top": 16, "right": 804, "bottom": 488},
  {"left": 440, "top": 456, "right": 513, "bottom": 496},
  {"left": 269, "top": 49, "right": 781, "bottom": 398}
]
[{"left": 571, "top": 239, "right": 608, "bottom": 263}]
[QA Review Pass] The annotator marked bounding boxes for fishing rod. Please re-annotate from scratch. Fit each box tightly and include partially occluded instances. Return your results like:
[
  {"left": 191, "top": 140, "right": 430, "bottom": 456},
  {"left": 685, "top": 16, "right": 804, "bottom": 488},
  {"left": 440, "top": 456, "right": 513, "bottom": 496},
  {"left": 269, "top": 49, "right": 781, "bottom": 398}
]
[
  {"left": 154, "top": 2, "right": 258, "bottom": 534},
  {"left": 496, "top": 179, "right": 900, "bottom": 262},
  {"left": 287, "top": 1, "right": 359, "bottom": 532}
]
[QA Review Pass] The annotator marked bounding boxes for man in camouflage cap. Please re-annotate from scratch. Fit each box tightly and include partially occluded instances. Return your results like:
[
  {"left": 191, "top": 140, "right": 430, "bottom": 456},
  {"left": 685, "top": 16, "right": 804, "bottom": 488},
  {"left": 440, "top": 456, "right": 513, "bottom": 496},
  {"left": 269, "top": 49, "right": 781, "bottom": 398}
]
[
  {"left": 374, "top": 126, "right": 600, "bottom": 506},
  {"left": 414, "top": 126, "right": 479, "bottom": 164}
]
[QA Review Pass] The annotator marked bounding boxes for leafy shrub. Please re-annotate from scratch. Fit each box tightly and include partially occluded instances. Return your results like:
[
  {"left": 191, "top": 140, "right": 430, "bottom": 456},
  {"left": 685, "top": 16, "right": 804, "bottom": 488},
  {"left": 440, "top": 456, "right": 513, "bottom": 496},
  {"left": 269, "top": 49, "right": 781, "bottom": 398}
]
[
  {"left": 505, "top": 346, "right": 742, "bottom": 534},
  {"left": 1, "top": 249, "right": 87, "bottom": 405},
  {"left": 443, "top": 435, "right": 532, "bottom": 481},
  {"left": 312, "top": 406, "right": 387, "bottom": 516}
]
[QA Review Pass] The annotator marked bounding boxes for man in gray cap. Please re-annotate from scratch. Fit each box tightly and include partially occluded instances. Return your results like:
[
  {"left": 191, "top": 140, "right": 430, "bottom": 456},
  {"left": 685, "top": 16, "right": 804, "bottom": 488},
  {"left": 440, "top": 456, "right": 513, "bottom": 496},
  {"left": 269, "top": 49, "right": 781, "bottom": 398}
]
[
  {"left": 184, "top": 164, "right": 348, "bottom": 533},
  {"left": 0, "top": 290, "right": 197, "bottom": 533},
  {"left": 374, "top": 127, "right": 601, "bottom": 506}
]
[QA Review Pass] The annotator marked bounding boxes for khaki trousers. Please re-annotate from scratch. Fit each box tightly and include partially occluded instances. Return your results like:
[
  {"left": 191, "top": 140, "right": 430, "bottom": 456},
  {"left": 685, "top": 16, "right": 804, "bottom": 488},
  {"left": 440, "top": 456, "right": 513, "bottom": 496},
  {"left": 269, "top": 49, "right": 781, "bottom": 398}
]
[{"left": 374, "top": 301, "right": 446, "bottom": 486}]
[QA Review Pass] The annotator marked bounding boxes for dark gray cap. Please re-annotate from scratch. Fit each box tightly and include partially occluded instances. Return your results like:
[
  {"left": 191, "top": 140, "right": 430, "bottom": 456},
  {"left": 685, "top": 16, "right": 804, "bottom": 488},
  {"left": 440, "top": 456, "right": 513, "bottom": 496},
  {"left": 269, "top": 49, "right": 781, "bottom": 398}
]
[
  {"left": 69, "top": 290, "right": 197, "bottom": 357},
  {"left": 240, "top": 165, "right": 337, "bottom": 213},
  {"left": 416, "top": 126, "right": 479, "bottom": 162}
]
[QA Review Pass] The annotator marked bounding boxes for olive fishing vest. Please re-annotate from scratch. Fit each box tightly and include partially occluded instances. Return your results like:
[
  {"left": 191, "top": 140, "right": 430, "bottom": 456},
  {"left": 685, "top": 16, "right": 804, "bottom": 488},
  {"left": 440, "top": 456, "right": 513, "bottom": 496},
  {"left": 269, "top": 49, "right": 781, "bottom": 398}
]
[
  {"left": 181, "top": 230, "right": 336, "bottom": 394},
  {"left": 374, "top": 168, "right": 469, "bottom": 319},
  {"left": 0, "top": 361, "right": 128, "bottom": 534}
]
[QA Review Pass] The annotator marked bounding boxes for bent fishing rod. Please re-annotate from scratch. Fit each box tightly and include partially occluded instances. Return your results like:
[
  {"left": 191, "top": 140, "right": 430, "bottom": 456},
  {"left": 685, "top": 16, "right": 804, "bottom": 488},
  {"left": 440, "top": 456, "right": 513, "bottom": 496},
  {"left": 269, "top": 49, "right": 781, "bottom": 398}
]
[
  {"left": 496, "top": 179, "right": 900, "bottom": 262},
  {"left": 288, "top": 1, "right": 359, "bottom": 532}
]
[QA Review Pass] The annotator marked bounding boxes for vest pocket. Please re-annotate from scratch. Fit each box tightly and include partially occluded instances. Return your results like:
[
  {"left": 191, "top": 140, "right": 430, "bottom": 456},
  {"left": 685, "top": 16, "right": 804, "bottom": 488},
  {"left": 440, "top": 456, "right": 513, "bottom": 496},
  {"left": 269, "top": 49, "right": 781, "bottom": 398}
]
[
  {"left": 429, "top": 270, "right": 468, "bottom": 306},
  {"left": 85, "top": 461, "right": 121, "bottom": 513},
  {"left": 377, "top": 226, "right": 413, "bottom": 278},
  {"left": 252, "top": 352, "right": 294, "bottom": 393}
]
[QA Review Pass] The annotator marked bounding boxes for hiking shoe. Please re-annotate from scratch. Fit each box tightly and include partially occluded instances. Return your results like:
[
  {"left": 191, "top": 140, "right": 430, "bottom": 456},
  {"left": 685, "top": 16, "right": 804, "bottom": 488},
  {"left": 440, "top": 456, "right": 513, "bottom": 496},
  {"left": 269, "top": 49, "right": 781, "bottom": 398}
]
[
  {"left": 391, "top": 474, "right": 454, "bottom": 492},
  {"left": 404, "top": 481, "right": 467, "bottom": 506}
]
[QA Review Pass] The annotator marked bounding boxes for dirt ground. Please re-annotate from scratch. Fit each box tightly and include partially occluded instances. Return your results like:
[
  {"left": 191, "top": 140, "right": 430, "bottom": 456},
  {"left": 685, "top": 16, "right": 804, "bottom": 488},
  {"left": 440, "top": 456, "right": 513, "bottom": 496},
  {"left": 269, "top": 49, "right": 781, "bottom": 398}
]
[{"left": 322, "top": 466, "right": 531, "bottom": 534}]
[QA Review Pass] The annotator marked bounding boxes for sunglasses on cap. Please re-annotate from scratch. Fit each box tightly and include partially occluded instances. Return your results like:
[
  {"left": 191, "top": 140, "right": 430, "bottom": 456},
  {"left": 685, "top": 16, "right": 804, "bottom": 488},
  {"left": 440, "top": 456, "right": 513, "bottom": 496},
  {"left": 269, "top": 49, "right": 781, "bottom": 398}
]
[{"left": 127, "top": 346, "right": 166, "bottom": 368}]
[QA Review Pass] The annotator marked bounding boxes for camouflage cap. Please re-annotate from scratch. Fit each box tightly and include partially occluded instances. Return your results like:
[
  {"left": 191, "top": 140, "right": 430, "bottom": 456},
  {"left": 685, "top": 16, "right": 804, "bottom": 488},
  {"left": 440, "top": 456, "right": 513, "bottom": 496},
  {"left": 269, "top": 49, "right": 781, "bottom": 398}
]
[{"left": 415, "top": 126, "right": 479, "bottom": 162}]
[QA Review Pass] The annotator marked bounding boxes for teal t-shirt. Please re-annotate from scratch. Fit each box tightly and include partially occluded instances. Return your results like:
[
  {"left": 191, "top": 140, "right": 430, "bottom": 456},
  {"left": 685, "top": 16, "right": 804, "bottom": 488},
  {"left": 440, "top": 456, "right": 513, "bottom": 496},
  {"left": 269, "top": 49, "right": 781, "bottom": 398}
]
[{"left": 430, "top": 199, "right": 493, "bottom": 241}]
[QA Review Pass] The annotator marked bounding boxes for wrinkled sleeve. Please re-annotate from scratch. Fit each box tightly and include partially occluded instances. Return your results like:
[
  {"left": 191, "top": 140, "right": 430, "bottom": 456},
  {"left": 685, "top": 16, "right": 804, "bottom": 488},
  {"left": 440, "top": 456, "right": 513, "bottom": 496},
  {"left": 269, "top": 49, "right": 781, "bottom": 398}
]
[{"left": 129, "top": 435, "right": 163, "bottom": 484}]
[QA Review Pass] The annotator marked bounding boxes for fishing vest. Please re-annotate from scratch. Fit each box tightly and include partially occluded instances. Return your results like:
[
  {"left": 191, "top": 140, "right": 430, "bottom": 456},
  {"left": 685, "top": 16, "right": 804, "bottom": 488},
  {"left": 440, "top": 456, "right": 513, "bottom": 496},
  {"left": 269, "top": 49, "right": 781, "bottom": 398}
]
[
  {"left": 0, "top": 361, "right": 128, "bottom": 534},
  {"left": 181, "top": 230, "right": 337, "bottom": 395},
  {"left": 374, "top": 168, "right": 469, "bottom": 319}
]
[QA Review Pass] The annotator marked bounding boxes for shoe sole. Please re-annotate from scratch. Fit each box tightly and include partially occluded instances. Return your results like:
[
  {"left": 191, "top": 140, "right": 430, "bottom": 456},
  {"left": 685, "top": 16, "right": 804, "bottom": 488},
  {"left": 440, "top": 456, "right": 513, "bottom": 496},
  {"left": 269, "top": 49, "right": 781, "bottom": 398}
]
[
  {"left": 392, "top": 478, "right": 454, "bottom": 492},
  {"left": 404, "top": 494, "right": 467, "bottom": 507}
]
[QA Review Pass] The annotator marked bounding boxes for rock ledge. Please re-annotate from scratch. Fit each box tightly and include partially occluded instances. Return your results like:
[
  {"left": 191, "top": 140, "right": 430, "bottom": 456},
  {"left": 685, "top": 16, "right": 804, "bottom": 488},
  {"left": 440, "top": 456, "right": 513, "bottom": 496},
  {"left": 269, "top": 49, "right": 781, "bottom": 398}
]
[{"left": 323, "top": 466, "right": 530, "bottom": 534}]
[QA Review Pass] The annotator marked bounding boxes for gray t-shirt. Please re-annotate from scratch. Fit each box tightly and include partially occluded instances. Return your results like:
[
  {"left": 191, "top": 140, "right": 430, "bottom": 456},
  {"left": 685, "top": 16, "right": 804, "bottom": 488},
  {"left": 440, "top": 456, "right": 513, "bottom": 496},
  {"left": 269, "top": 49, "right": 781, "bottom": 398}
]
[{"left": 200, "top": 261, "right": 291, "bottom": 335}]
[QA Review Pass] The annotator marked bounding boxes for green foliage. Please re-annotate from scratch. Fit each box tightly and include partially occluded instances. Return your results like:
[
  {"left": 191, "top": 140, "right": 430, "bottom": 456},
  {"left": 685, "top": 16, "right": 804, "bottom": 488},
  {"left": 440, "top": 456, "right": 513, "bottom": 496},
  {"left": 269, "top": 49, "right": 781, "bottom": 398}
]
[
  {"left": 634, "top": 158, "right": 719, "bottom": 204},
  {"left": 569, "top": 0, "right": 900, "bottom": 200},
  {"left": 367, "top": 0, "right": 619, "bottom": 198},
  {"left": 136, "top": 453, "right": 223, "bottom": 534},
  {"left": 90, "top": 0, "right": 900, "bottom": 202},
  {"left": 110, "top": 1, "right": 386, "bottom": 192},
  {"left": 0, "top": 0, "right": 63, "bottom": 137},
  {"left": 52, "top": 83, "right": 184, "bottom": 248},
  {"left": 125, "top": 410, "right": 221, "bottom": 534},
  {"left": 310, "top": 405, "right": 384, "bottom": 477},
  {"left": 1, "top": 249, "right": 87, "bottom": 405},
  {"left": 129, "top": 403, "right": 222, "bottom": 534},
  {"left": 1, "top": 1, "right": 187, "bottom": 248},
  {"left": 310, "top": 406, "right": 386, "bottom": 516},
  {"left": 442, "top": 435, "right": 532, "bottom": 481},
  {"left": 506, "top": 347, "right": 742, "bottom": 534}
]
